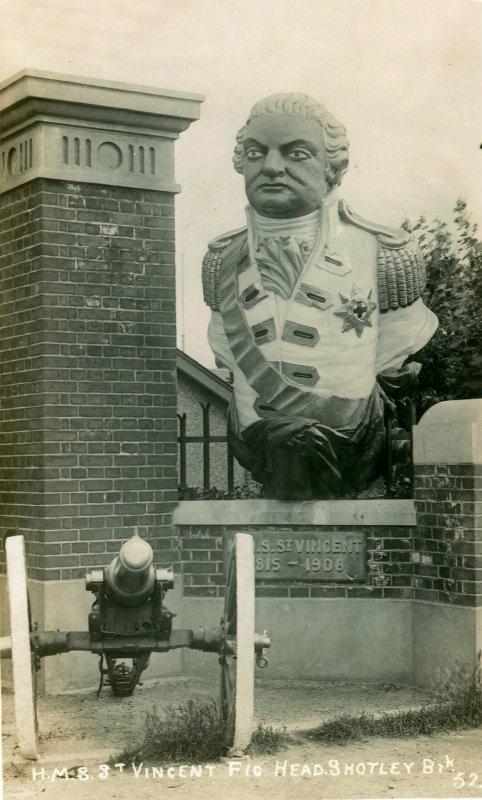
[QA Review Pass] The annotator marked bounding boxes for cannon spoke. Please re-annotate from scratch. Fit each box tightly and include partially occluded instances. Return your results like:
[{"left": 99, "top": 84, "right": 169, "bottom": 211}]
[
  {"left": 219, "top": 532, "right": 255, "bottom": 755},
  {"left": 224, "top": 554, "right": 237, "bottom": 635}
]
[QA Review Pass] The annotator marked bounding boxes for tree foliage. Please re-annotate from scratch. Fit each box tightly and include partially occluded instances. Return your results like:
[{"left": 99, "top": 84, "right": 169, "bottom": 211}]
[{"left": 402, "top": 200, "right": 482, "bottom": 416}]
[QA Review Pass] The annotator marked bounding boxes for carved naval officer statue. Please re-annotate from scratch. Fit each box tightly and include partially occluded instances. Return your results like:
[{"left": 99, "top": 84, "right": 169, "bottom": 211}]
[{"left": 202, "top": 93, "right": 438, "bottom": 499}]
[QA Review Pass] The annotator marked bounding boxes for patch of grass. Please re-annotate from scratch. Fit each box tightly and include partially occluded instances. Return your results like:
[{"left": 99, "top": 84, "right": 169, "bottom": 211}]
[
  {"left": 301, "top": 655, "right": 482, "bottom": 745},
  {"left": 112, "top": 698, "right": 224, "bottom": 764},
  {"left": 111, "top": 697, "right": 290, "bottom": 765},
  {"left": 112, "top": 656, "right": 482, "bottom": 763},
  {"left": 431, "top": 655, "right": 482, "bottom": 720},
  {"left": 246, "top": 722, "right": 290, "bottom": 755}
]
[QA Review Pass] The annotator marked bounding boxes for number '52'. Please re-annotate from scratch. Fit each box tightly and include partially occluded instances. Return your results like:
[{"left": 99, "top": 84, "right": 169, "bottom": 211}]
[{"left": 453, "top": 772, "right": 481, "bottom": 789}]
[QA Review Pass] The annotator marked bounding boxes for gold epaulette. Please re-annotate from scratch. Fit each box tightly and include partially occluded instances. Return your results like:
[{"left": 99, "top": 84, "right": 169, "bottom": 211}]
[
  {"left": 339, "top": 200, "right": 426, "bottom": 313},
  {"left": 202, "top": 226, "right": 247, "bottom": 311}
]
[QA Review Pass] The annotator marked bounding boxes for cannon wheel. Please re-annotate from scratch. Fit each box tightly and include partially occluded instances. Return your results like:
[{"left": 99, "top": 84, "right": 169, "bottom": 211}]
[
  {"left": 220, "top": 532, "right": 255, "bottom": 755},
  {"left": 6, "top": 535, "right": 39, "bottom": 759}
]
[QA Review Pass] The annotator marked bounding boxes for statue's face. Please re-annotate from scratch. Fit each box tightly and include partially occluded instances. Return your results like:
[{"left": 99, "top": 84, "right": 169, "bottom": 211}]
[{"left": 242, "top": 114, "right": 328, "bottom": 218}]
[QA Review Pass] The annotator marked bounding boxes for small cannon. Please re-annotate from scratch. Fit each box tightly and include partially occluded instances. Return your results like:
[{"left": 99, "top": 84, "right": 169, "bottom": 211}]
[
  {"left": 85, "top": 534, "right": 177, "bottom": 697},
  {"left": 1, "top": 532, "right": 270, "bottom": 759}
]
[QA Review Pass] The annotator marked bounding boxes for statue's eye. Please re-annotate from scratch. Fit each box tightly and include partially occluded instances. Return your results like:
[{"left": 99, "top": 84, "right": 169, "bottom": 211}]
[
  {"left": 245, "top": 148, "right": 264, "bottom": 161},
  {"left": 289, "top": 149, "right": 310, "bottom": 161}
]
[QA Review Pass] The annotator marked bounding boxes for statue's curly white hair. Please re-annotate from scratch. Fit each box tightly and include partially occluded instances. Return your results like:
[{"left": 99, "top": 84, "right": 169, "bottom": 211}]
[{"left": 233, "top": 93, "right": 349, "bottom": 189}]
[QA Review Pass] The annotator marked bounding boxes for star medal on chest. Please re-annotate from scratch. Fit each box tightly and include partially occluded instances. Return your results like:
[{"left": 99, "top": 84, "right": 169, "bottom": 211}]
[{"left": 334, "top": 284, "right": 377, "bottom": 337}]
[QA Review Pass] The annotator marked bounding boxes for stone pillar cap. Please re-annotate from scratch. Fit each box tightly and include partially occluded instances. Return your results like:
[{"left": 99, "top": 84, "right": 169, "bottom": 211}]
[
  {"left": 419, "top": 399, "right": 482, "bottom": 425},
  {"left": 413, "top": 399, "right": 482, "bottom": 464},
  {"left": 0, "top": 69, "right": 204, "bottom": 192},
  {"left": 0, "top": 69, "right": 204, "bottom": 134}
]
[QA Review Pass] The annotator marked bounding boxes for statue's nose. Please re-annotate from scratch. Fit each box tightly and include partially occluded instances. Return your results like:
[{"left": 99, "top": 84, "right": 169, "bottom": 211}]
[{"left": 262, "top": 149, "right": 285, "bottom": 176}]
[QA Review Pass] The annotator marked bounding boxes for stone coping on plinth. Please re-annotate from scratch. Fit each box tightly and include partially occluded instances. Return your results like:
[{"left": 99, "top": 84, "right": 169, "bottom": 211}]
[
  {"left": 0, "top": 69, "right": 203, "bottom": 192},
  {"left": 173, "top": 499, "right": 417, "bottom": 527},
  {"left": 0, "top": 69, "right": 204, "bottom": 131},
  {"left": 413, "top": 399, "right": 482, "bottom": 465}
]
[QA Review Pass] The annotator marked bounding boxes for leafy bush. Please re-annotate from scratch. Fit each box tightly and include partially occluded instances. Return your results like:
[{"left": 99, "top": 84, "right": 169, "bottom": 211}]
[{"left": 403, "top": 200, "right": 482, "bottom": 416}]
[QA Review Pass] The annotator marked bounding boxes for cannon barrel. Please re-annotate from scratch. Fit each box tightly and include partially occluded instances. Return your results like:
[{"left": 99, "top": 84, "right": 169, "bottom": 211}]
[{"left": 103, "top": 534, "right": 156, "bottom": 607}]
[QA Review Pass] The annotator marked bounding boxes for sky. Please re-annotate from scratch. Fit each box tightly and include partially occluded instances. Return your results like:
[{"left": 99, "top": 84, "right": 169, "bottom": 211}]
[{"left": 1, "top": 0, "right": 480, "bottom": 365}]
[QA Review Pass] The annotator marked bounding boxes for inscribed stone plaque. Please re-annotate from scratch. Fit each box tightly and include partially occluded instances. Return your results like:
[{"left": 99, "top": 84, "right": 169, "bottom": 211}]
[{"left": 250, "top": 531, "right": 366, "bottom": 581}]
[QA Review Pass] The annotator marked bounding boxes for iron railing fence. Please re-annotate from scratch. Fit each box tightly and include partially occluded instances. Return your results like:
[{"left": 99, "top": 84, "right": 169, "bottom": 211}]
[
  {"left": 177, "top": 403, "right": 234, "bottom": 493},
  {"left": 178, "top": 399, "right": 416, "bottom": 497}
]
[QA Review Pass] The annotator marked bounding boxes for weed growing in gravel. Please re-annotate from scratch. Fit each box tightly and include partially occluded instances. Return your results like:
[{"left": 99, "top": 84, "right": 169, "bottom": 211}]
[
  {"left": 301, "top": 654, "right": 482, "bottom": 745},
  {"left": 431, "top": 654, "right": 482, "bottom": 722},
  {"left": 246, "top": 722, "right": 289, "bottom": 755},
  {"left": 111, "top": 697, "right": 290, "bottom": 764},
  {"left": 112, "top": 698, "right": 224, "bottom": 763},
  {"left": 143, "top": 698, "right": 225, "bottom": 761}
]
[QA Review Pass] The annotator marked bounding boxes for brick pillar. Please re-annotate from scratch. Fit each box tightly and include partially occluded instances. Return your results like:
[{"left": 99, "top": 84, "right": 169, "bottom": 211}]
[
  {"left": 412, "top": 399, "right": 482, "bottom": 683},
  {"left": 0, "top": 71, "right": 202, "bottom": 689}
]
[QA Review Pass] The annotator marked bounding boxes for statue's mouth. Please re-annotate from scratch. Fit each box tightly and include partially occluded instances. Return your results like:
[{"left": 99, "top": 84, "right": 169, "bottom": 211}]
[{"left": 258, "top": 183, "right": 288, "bottom": 190}]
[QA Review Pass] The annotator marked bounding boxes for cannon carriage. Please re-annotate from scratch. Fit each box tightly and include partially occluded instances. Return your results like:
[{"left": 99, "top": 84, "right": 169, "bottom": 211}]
[{"left": 1, "top": 532, "right": 270, "bottom": 760}]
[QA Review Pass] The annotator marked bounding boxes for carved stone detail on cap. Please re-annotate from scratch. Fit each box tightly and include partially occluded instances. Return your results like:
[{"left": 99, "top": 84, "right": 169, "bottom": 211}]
[
  {"left": 0, "top": 70, "right": 203, "bottom": 192},
  {"left": 2, "top": 137, "right": 34, "bottom": 181}
]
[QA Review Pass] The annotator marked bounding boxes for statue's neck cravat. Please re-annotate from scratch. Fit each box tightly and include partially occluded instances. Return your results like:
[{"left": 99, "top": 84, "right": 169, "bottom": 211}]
[{"left": 247, "top": 194, "right": 341, "bottom": 299}]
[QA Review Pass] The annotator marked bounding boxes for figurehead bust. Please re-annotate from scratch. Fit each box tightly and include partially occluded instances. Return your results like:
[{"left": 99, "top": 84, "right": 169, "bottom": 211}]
[{"left": 202, "top": 92, "right": 438, "bottom": 500}]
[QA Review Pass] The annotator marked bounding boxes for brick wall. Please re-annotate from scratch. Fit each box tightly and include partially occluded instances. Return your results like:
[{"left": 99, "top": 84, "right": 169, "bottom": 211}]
[
  {"left": 414, "top": 464, "right": 482, "bottom": 606},
  {"left": 178, "top": 466, "right": 482, "bottom": 601},
  {"left": 0, "top": 178, "right": 179, "bottom": 580},
  {"left": 177, "top": 522, "right": 416, "bottom": 599}
]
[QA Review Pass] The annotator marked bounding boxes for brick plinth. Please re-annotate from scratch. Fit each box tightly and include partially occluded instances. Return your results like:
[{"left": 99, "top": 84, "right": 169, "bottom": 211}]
[
  {"left": 413, "top": 465, "right": 482, "bottom": 605},
  {"left": 174, "top": 500, "right": 417, "bottom": 599},
  {"left": 0, "top": 71, "right": 202, "bottom": 587},
  {"left": 0, "top": 178, "right": 179, "bottom": 578},
  {"left": 179, "top": 523, "right": 418, "bottom": 599},
  {"left": 413, "top": 400, "right": 482, "bottom": 607}
]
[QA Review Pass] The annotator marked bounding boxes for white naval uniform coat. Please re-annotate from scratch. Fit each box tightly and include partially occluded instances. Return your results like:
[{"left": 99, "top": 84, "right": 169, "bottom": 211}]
[{"left": 205, "top": 193, "right": 438, "bottom": 435}]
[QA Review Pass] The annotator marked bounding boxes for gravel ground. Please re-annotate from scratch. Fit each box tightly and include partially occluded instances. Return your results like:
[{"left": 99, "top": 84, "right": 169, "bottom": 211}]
[{"left": 3, "top": 676, "right": 482, "bottom": 799}]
